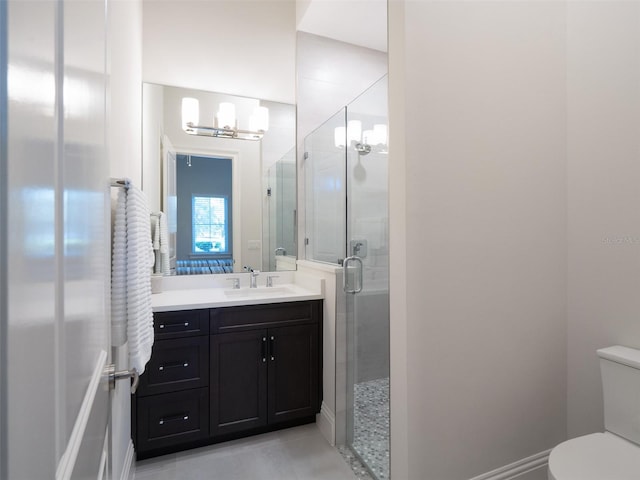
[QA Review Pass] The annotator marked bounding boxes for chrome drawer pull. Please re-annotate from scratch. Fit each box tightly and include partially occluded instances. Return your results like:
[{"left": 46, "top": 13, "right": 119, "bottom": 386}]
[
  {"left": 158, "top": 362, "right": 189, "bottom": 371},
  {"left": 158, "top": 414, "right": 189, "bottom": 425},
  {"left": 159, "top": 322, "right": 190, "bottom": 329},
  {"left": 270, "top": 336, "right": 275, "bottom": 361}
]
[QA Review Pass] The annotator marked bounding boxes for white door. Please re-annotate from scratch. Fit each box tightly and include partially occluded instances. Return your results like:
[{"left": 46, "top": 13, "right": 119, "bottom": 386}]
[{"left": 2, "top": 0, "right": 112, "bottom": 478}]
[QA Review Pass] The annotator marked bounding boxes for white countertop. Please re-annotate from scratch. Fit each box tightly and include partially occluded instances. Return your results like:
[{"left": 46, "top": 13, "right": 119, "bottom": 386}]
[{"left": 151, "top": 273, "right": 324, "bottom": 312}]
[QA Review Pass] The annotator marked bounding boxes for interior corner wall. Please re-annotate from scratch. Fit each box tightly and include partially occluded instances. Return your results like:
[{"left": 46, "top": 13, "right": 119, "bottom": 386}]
[
  {"left": 108, "top": 1, "right": 142, "bottom": 479},
  {"left": 388, "top": 0, "right": 408, "bottom": 477},
  {"left": 566, "top": 2, "right": 640, "bottom": 439},
  {"left": 141, "top": 83, "right": 163, "bottom": 213},
  {"left": 109, "top": 0, "right": 142, "bottom": 187},
  {"left": 142, "top": 0, "right": 296, "bottom": 104},
  {"left": 296, "top": 31, "right": 387, "bottom": 143},
  {"left": 390, "top": 1, "right": 568, "bottom": 478}
]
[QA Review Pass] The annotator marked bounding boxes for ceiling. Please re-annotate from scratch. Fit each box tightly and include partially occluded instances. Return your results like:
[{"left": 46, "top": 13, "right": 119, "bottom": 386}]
[{"left": 296, "top": 0, "right": 388, "bottom": 53}]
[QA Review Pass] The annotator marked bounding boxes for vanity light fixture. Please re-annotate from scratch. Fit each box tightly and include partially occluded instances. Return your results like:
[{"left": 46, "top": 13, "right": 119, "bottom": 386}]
[
  {"left": 181, "top": 97, "right": 269, "bottom": 141},
  {"left": 334, "top": 121, "right": 388, "bottom": 155}
]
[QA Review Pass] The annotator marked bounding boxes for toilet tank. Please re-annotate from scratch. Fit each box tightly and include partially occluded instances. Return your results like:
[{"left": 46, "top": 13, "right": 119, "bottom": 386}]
[{"left": 597, "top": 345, "right": 640, "bottom": 445}]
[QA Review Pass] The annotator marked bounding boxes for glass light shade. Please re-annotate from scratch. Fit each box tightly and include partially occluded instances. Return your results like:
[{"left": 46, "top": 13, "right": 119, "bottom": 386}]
[
  {"left": 250, "top": 106, "right": 269, "bottom": 132},
  {"left": 347, "top": 120, "right": 362, "bottom": 144},
  {"left": 217, "top": 102, "right": 236, "bottom": 129},
  {"left": 334, "top": 126, "right": 346, "bottom": 148},
  {"left": 373, "top": 124, "right": 388, "bottom": 145},
  {"left": 181, "top": 97, "right": 199, "bottom": 130}
]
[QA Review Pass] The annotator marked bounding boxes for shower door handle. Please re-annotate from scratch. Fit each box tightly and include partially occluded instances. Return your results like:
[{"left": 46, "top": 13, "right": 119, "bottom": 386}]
[{"left": 343, "top": 255, "right": 363, "bottom": 294}]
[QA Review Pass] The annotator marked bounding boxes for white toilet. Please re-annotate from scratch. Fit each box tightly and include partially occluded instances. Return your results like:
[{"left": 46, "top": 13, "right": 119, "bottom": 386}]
[{"left": 548, "top": 345, "right": 640, "bottom": 480}]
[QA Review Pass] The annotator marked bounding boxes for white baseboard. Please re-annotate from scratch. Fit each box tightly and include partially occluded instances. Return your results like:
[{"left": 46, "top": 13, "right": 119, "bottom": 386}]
[
  {"left": 121, "top": 439, "right": 135, "bottom": 480},
  {"left": 469, "top": 449, "right": 551, "bottom": 480},
  {"left": 316, "top": 401, "right": 336, "bottom": 446}
]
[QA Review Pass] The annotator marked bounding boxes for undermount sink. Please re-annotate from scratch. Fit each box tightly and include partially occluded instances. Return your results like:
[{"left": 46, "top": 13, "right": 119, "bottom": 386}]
[{"left": 223, "top": 286, "right": 295, "bottom": 298}]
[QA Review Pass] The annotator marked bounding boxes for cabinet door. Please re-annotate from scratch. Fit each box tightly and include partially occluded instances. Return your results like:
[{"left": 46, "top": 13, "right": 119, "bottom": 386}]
[
  {"left": 267, "top": 324, "right": 319, "bottom": 424},
  {"left": 210, "top": 330, "right": 268, "bottom": 436}
]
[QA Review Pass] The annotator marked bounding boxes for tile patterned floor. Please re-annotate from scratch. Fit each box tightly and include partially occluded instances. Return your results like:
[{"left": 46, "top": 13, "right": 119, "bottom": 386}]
[
  {"left": 134, "top": 424, "right": 358, "bottom": 480},
  {"left": 337, "top": 445, "right": 375, "bottom": 480},
  {"left": 349, "top": 377, "right": 390, "bottom": 480}
]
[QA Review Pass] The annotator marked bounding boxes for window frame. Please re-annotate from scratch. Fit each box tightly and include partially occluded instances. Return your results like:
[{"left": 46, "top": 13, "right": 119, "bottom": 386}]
[{"left": 191, "top": 193, "right": 229, "bottom": 255}]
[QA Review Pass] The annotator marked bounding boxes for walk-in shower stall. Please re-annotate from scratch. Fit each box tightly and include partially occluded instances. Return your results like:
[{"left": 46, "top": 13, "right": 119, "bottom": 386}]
[{"left": 304, "top": 76, "right": 389, "bottom": 480}]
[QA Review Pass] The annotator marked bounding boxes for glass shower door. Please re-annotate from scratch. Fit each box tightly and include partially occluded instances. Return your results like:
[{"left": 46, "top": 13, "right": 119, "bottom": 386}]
[
  {"left": 303, "top": 76, "right": 389, "bottom": 480},
  {"left": 344, "top": 76, "right": 390, "bottom": 480}
]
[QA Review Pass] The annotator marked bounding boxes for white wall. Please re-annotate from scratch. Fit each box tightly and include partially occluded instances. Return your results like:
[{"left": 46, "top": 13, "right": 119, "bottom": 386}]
[
  {"left": 141, "top": 83, "right": 163, "bottom": 213},
  {"left": 567, "top": 2, "right": 640, "bottom": 439},
  {"left": 389, "top": 1, "right": 567, "bottom": 478},
  {"left": 296, "top": 0, "right": 387, "bottom": 53},
  {"left": 296, "top": 32, "right": 387, "bottom": 142},
  {"left": 297, "top": 260, "right": 341, "bottom": 445},
  {"left": 108, "top": 1, "right": 142, "bottom": 479},
  {"left": 142, "top": 0, "right": 296, "bottom": 104},
  {"left": 110, "top": 0, "right": 142, "bottom": 187}
]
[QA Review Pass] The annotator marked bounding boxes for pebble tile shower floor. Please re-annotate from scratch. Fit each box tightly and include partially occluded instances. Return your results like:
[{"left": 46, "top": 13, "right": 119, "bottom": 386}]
[{"left": 338, "top": 377, "right": 390, "bottom": 480}]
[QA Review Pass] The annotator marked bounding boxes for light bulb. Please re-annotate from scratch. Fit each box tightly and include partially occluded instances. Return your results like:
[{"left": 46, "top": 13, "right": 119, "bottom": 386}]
[
  {"left": 181, "top": 97, "right": 199, "bottom": 130},
  {"left": 217, "top": 102, "right": 236, "bottom": 129},
  {"left": 373, "top": 124, "right": 388, "bottom": 145},
  {"left": 251, "top": 106, "right": 269, "bottom": 132}
]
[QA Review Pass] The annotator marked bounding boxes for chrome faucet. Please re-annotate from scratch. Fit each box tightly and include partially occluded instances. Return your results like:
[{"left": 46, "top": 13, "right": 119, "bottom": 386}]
[{"left": 244, "top": 266, "right": 260, "bottom": 288}]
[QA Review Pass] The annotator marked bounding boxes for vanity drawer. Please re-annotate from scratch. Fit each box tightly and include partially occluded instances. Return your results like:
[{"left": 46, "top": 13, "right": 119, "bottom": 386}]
[
  {"left": 137, "top": 336, "right": 209, "bottom": 396},
  {"left": 211, "top": 301, "right": 321, "bottom": 334},
  {"left": 154, "top": 309, "right": 209, "bottom": 339},
  {"left": 136, "top": 388, "right": 209, "bottom": 455}
]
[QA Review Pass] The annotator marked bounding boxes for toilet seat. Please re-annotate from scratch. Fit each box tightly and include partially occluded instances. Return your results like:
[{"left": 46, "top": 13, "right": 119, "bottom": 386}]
[{"left": 548, "top": 432, "right": 640, "bottom": 480}]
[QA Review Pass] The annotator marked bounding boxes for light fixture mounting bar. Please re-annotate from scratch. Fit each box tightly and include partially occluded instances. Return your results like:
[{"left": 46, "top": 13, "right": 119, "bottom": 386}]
[{"left": 184, "top": 122, "right": 264, "bottom": 141}]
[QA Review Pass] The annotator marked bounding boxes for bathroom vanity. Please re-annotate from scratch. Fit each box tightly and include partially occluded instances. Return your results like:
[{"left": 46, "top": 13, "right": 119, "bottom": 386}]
[{"left": 132, "top": 283, "right": 323, "bottom": 459}]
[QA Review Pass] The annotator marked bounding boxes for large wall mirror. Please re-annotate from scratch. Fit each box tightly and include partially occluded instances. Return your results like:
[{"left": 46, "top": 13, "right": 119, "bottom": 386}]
[{"left": 142, "top": 83, "right": 296, "bottom": 275}]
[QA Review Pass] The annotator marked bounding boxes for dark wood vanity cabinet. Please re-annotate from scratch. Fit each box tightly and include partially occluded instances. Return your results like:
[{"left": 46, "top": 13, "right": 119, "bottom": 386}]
[
  {"left": 210, "top": 302, "right": 321, "bottom": 437},
  {"left": 133, "top": 309, "right": 211, "bottom": 457},
  {"left": 133, "top": 300, "right": 322, "bottom": 459}
]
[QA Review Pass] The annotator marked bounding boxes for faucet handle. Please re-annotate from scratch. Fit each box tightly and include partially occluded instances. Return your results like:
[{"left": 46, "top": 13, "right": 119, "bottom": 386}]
[
  {"left": 266, "top": 275, "right": 279, "bottom": 287},
  {"left": 226, "top": 277, "right": 240, "bottom": 289}
]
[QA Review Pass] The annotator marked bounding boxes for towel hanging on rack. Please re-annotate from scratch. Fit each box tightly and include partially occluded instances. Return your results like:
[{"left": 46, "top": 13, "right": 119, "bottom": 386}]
[
  {"left": 150, "top": 211, "right": 170, "bottom": 275},
  {"left": 111, "top": 180, "right": 155, "bottom": 375}
]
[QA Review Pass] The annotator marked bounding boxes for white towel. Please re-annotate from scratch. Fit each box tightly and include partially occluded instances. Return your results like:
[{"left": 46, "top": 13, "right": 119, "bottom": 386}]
[
  {"left": 152, "top": 214, "right": 160, "bottom": 251},
  {"left": 158, "top": 211, "right": 170, "bottom": 275},
  {"left": 151, "top": 211, "right": 170, "bottom": 275},
  {"left": 111, "top": 183, "right": 155, "bottom": 375}
]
